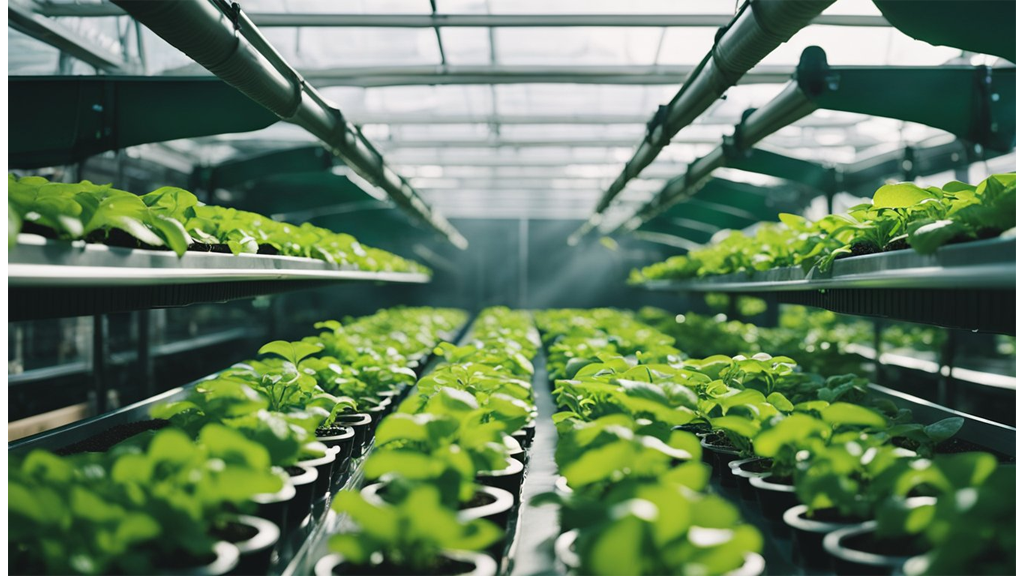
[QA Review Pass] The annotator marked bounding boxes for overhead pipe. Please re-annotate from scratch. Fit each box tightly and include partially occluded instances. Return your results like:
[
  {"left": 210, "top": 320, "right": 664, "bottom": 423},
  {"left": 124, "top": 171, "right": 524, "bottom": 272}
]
[
  {"left": 568, "top": 0, "right": 834, "bottom": 245},
  {"left": 112, "top": 0, "right": 468, "bottom": 249},
  {"left": 617, "top": 49, "right": 824, "bottom": 232}
]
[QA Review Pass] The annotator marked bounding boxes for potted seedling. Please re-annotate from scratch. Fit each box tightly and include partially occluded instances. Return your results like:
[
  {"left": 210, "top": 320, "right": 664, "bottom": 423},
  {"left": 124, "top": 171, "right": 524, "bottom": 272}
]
[
  {"left": 824, "top": 452, "right": 1001, "bottom": 575},
  {"left": 543, "top": 477, "right": 764, "bottom": 576},
  {"left": 317, "top": 485, "right": 501, "bottom": 576}
]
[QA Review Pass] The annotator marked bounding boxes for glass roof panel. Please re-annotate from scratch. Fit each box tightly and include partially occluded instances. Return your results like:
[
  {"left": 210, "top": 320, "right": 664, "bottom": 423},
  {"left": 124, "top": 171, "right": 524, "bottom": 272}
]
[{"left": 493, "top": 28, "right": 663, "bottom": 65}]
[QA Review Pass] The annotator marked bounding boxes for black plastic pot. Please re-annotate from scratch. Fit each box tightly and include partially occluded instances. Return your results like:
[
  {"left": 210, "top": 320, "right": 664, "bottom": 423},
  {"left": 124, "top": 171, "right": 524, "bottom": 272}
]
[
  {"left": 376, "top": 391, "right": 399, "bottom": 416},
  {"left": 366, "top": 400, "right": 390, "bottom": 431},
  {"left": 728, "top": 457, "right": 771, "bottom": 501},
  {"left": 252, "top": 479, "right": 296, "bottom": 534},
  {"left": 476, "top": 457, "right": 525, "bottom": 506},
  {"left": 506, "top": 436, "right": 526, "bottom": 464},
  {"left": 749, "top": 475, "right": 798, "bottom": 536},
  {"left": 513, "top": 421, "right": 536, "bottom": 448},
  {"left": 361, "top": 482, "right": 514, "bottom": 527},
  {"left": 216, "top": 515, "right": 280, "bottom": 576},
  {"left": 286, "top": 465, "right": 319, "bottom": 527},
  {"left": 783, "top": 505, "right": 865, "bottom": 570},
  {"left": 314, "top": 550, "right": 497, "bottom": 576},
  {"left": 334, "top": 413, "right": 373, "bottom": 455},
  {"left": 700, "top": 436, "right": 742, "bottom": 486},
  {"left": 823, "top": 520, "right": 930, "bottom": 576},
  {"left": 695, "top": 432, "right": 715, "bottom": 469},
  {"left": 554, "top": 530, "right": 766, "bottom": 576},
  {"left": 161, "top": 541, "right": 240, "bottom": 576},
  {"left": 316, "top": 427, "right": 356, "bottom": 489},
  {"left": 299, "top": 448, "right": 339, "bottom": 501}
]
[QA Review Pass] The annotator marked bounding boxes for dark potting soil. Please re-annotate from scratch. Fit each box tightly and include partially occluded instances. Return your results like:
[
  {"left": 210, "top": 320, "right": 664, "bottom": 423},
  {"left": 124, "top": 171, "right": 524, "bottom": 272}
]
[
  {"left": 330, "top": 558, "right": 476, "bottom": 576},
  {"left": 211, "top": 521, "right": 259, "bottom": 544},
  {"left": 462, "top": 491, "right": 496, "bottom": 510},
  {"left": 740, "top": 459, "right": 773, "bottom": 474},
  {"left": 848, "top": 242, "right": 880, "bottom": 258},
  {"left": 54, "top": 419, "right": 171, "bottom": 455},
  {"left": 187, "top": 242, "right": 233, "bottom": 254},
  {"left": 802, "top": 507, "right": 865, "bottom": 524},
  {"left": 936, "top": 437, "right": 1015, "bottom": 462},
  {"left": 844, "top": 532, "right": 929, "bottom": 557},
  {"left": 760, "top": 474, "right": 794, "bottom": 487},
  {"left": 703, "top": 432, "right": 738, "bottom": 450},
  {"left": 316, "top": 425, "right": 349, "bottom": 437},
  {"left": 157, "top": 549, "right": 218, "bottom": 571},
  {"left": 882, "top": 237, "right": 910, "bottom": 252},
  {"left": 257, "top": 244, "right": 280, "bottom": 255},
  {"left": 86, "top": 228, "right": 168, "bottom": 251},
  {"left": 19, "top": 221, "right": 59, "bottom": 239}
]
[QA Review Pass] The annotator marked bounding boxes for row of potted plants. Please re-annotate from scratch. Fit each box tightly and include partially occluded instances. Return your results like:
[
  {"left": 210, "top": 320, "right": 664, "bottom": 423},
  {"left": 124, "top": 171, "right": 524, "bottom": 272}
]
[
  {"left": 532, "top": 308, "right": 1013, "bottom": 575},
  {"left": 533, "top": 308, "right": 765, "bottom": 576},
  {"left": 320, "top": 307, "right": 542, "bottom": 576},
  {"left": 8, "top": 174, "right": 428, "bottom": 273},
  {"left": 629, "top": 172, "right": 1016, "bottom": 282},
  {"left": 9, "top": 306, "right": 468, "bottom": 575}
]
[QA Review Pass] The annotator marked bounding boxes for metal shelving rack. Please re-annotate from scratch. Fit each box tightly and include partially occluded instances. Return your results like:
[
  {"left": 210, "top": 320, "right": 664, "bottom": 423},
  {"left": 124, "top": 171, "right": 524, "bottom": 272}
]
[
  {"left": 640, "top": 237, "right": 1015, "bottom": 334},
  {"left": 8, "top": 234, "right": 430, "bottom": 321}
]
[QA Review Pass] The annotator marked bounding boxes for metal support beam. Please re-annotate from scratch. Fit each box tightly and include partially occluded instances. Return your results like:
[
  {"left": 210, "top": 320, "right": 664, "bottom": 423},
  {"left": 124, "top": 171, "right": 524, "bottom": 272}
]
[
  {"left": 294, "top": 64, "right": 796, "bottom": 88},
  {"left": 32, "top": 4, "right": 891, "bottom": 27},
  {"left": 112, "top": 0, "right": 467, "bottom": 249},
  {"left": 350, "top": 112, "right": 865, "bottom": 127},
  {"left": 570, "top": 0, "right": 835, "bottom": 244},
  {"left": 9, "top": 0, "right": 137, "bottom": 72},
  {"left": 91, "top": 314, "right": 109, "bottom": 414}
]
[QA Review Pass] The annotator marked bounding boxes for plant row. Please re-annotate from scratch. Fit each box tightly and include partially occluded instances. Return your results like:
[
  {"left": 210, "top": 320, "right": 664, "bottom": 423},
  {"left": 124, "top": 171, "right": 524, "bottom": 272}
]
[
  {"left": 9, "top": 306, "right": 466, "bottom": 575},
  {"left": 630, "top": 172, "right": 1015, "bottom": 283},
  {"left": 7, "top": 174, "right": 428, "bottom": 273},
  {"left": 532, "top": 308, "right": 1013, "bottom": 576},
  {"left": 321, "top": 307, "right": 541, "bottom": 576}
]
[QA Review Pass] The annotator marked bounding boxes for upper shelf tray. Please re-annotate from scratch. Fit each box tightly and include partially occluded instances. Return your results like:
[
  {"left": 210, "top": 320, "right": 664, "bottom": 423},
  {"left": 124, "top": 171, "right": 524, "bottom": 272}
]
[
  {"left": 642, "top": 237, "right": 1014, "bottom": 292},
  {"left": 9, "top": 235, "right": 430, "bottom": 320},
  {"left": 639, "top": 237, "right": 1015, "bottom": 334}
]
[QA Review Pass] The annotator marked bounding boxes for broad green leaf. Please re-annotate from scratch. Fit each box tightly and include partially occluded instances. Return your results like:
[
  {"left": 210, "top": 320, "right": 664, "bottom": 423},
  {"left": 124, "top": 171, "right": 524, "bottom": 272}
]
[
  {"left": 873, "top": 183, "right": 937, "bottom": 209},
  {"left": 709, "top": 416, "right": 759, "bottom": 439},
  {"left": 147, "top": 213, "right": 192, "bottom": 257},
  {"left": 258, "top": 340, "right": 322, "bottom": 365},
  {"left": 923, "top": 417, "right": 964, "bottom": 443},
  {"left": 820, "top": 402, "right": 887, "bottom": 428},
  {"left": 753, "top": 413, "right": 829, "bottom": 458}
]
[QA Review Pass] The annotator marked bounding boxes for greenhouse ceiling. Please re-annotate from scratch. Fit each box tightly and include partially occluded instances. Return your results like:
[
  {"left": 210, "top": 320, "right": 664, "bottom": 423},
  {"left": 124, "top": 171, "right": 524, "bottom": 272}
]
[{"left": 9, "top": 0, "right": 1015, "bottom": 222}]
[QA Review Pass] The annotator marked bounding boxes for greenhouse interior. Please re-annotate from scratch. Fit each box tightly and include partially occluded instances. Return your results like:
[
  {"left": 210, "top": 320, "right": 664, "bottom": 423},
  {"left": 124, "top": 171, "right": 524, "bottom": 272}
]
[{"left": 6, "top": 1, "right": 1018, "bottom": 575}]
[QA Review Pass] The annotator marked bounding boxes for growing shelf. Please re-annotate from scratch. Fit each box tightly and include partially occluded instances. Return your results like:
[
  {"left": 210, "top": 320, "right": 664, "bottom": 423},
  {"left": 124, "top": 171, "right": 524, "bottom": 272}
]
[
  {"left": 9, "top": 234, "right": 430, "bottom": 321},
  {"left": 640, "top": 237, "right": 1015, "bottom": 333}
]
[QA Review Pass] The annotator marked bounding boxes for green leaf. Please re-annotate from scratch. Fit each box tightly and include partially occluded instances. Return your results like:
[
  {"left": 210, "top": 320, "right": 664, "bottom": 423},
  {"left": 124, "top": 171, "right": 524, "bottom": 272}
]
[
  {"left": 908, "top": 220, "right": 965, "bottom": 254},
  {"left": 141, "top": 186, "right": 198, "bottom": 221},
  {"left": 820, "top": 402, "right": 887, "bottom": 428},
  {"left": 923, "top": 417, "right": 964, "bottom": 443},
  {"left": 258, "top": 340, "right": 323, "bottom": 365},
  {"left": 873, "top": 183, "right": 937, "bottom": 209},
  {"left": 766, "top": 392, "right": 794, "bottom": 412},
  {"left": 752, "top": 413, "right": 829, "bottom": 458},
  {"left": 147, "top": 213, "right": 192, "bottom": 256},
  {"left": 586, "top": 513, "right": 645, "bottom": 576},
  {"left": 709, "top": 416, "right": 759, "bottom": 439}
]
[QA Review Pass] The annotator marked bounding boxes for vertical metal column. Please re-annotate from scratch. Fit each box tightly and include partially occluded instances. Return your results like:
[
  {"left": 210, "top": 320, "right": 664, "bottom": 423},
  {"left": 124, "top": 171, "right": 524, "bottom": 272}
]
[
  {"left": 938, "top": 329, "right": 957, "bottom": 406},
  {"left": 872, "top": 320, "right": 884, "bottom": 385},
  {"left": 137, "top": 310, "right": 155, "bottom": 398},
  {"left": 518, "top": 218, "right": 529, "bottom": 309},
  {"left": 92, "top": 314, "right": 109, "bottom": 415}
]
